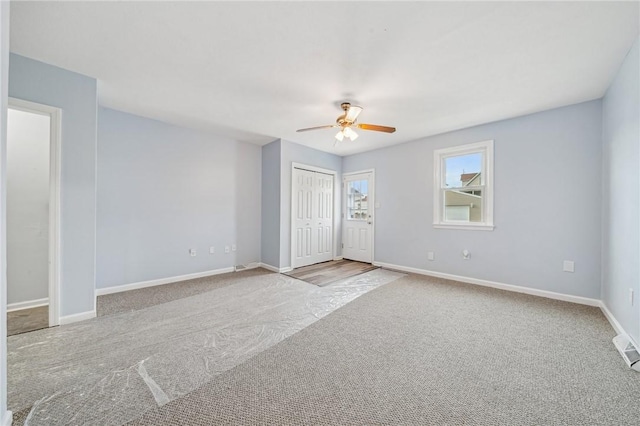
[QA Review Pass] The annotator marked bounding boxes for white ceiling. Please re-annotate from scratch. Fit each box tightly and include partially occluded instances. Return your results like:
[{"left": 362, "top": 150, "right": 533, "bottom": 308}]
[{"left": 9, "top": 1, "right": 639, "bottom": 156}]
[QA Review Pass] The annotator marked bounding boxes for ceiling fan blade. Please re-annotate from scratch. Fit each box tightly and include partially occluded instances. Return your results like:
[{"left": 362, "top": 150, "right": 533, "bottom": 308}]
[
  {"left": 357, "top": 123, "right": 396, "bottom": 133},
  {"left": 344, "top": 105, "right": 363, "bottom": 123},
  {"left": 296, "top": 124, "right": 338, "bottom": 133}
]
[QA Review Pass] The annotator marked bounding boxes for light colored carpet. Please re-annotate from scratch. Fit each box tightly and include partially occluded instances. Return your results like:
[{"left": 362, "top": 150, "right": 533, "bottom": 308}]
[
  {"left": 9, "top": 268, "right": 404, "bottom": 425},
  {"left": 130, "top": 273, "right": 639, "bottom": 426},
  {"left": 97, "top": 267, "right": 271, "bottom": 317},
  {"left": 284, "top": 259, "right": 378, "bottom": 287}
]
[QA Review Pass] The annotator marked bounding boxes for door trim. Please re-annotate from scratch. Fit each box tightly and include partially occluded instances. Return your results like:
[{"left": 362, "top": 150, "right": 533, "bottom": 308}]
[
  {"left": 290, "top": 162, "right": 337, "bottom": 270},
  {"left": 342, "top": 169, "right": 375, "bottom": 264},
  {"left": 8, "top": 97, "right": 61, "bottom": 327}
]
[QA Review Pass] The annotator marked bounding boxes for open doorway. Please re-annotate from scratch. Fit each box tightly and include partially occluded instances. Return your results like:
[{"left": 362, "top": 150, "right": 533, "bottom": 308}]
[{"left": 6, "top": 98, "right": 60, "bottom": 335}]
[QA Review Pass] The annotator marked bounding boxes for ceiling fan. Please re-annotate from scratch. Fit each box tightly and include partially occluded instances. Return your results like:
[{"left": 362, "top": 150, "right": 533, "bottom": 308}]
[{"left": 296, "top": 102, "right": 396, "bottom": 143}]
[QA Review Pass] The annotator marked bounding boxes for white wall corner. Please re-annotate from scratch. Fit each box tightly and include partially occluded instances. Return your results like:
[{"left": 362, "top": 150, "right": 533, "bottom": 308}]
[
  {"left": 1, "top": 411, "right": 12, "bottom": 426},
  {"left": 258, "top": 263, "right": 292, "bottom": 273},
  {"left": 599, "top": 301, "right": 637, "bottom": 343},
  {"left": 59, "top": 310, "right": 96, "bottom": 325},
  {"left": 373, "top": 261, "right": 601, "bottom": 307}
]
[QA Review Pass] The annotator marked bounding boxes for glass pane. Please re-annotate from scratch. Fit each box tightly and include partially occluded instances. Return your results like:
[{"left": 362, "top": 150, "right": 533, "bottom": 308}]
[
  {"left": 444, "top": 189, "right": 483, "bottom": 222},
  {"left": 347, "top": 179, "right": 369, "bottom": 220},
  {"left": 444, "top": 152, "right": 482, "bottom": 188}
]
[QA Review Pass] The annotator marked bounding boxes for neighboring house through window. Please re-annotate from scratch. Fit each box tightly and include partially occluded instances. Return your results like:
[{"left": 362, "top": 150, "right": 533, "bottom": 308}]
[{"left": 433, "top": 140, "right": 494, "bottom": 230}]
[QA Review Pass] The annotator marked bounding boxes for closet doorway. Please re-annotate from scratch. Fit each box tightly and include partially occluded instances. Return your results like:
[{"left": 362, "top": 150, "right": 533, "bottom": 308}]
[
  {"left": 6, "top": 98, "right": 61, "bottom": 334},
  {"left": 291, "top": 164, "right": 336, "bottom": 269}
]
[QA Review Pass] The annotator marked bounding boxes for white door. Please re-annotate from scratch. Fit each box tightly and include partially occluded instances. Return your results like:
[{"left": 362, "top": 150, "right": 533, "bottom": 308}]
[
  {"left": 315, "top": 172, "right": 334, "bottom": 263},
  {"left": 292, "top": 168, "right": 334, "bottom": 268},
  {"left": 342, "top": 172, "right": 374, "bottom": 263}
]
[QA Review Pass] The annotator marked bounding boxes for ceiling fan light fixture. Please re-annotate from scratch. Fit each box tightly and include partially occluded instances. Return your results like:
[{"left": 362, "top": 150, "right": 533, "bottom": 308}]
[
  {"left": 343, "top": 127, "right": 355, "bottom": 139},
  {"left": 297, "top": 102, "right": 395, "bottom": 142}
]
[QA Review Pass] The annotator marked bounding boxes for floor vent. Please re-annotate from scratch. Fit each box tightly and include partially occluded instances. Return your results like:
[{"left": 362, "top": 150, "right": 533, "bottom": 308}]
[
  {"left": 613, "top": 334, "right": 640, "bottom": 372},
  {"left": 235, "top": 265, "right": 247, "bottom": 272}
]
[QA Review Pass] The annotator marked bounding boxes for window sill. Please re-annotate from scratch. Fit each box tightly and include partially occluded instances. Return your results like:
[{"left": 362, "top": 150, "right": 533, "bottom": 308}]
[{"left": 433, "top": 223, "right": 494, "bottom": 231}]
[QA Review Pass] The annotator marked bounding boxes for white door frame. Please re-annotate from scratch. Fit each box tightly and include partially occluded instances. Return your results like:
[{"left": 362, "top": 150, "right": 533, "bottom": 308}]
[
  {"left": 342, "top": 169, "right": 375, "bottom": 263},
  {"left": 290, "top": 162, "right": 337, "bottom": 269},
  {"left": 8, "top": 97, "right": 61, "bottom": 327}
]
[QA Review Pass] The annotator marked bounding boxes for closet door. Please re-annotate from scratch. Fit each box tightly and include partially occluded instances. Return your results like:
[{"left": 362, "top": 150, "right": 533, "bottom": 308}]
[
  {"left": 292, "top": 168, "right": 334, "bottom": 268},
  {"left": 314, "top": 172, "right": 333, "bottom": 264}
]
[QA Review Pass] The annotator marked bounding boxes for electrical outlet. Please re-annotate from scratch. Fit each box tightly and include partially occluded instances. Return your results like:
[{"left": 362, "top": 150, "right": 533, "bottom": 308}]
[
  {"left": 563, "top": 260, "right": 575, "bottom": 273},
  {"left": 232, "top": 244, "right": 237, "bottom": 252},
  {"left": 427, "top": 251, "right": 435, "bottom": 261},
  {"left": 225, "top": 246, "right": 230, "bottom": 254},
  {"left": 189, "top": 249, "right": 197, "bottom": 257},
  {"left": 209, "top": 246, "right": 215, "bottom": 254}
]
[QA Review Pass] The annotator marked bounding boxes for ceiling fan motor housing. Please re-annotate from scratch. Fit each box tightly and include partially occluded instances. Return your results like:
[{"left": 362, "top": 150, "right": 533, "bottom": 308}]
[{"left": 338, "top": 102, "right": 354, "bottom": 126}]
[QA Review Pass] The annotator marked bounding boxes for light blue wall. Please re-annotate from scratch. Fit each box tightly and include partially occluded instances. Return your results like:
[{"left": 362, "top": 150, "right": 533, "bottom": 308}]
[
  {"left": 602, "top": 37, "right": 640, "bottom": 343},
  {"left": 344, "top": 100, "right": 603, "bottom": 299},
  {"left": 9, "top": 53, "right": 97, "bottom": 316},
  {"left": 0, "top": 2, "right": 10, "bottom": 422},
  {"left": 97, "top": 107, "right": 261, "bottom": 288},
  {"left": 279, "top": 140, "right": 342, "bottom": 268},
  {"left": 260, "top": 139, "right": 281, "bottom": 268}
]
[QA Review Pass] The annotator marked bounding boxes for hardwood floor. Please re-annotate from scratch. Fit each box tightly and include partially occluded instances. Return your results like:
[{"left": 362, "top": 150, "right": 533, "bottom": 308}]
[
  {"left": 285, "top": 259, "right": 378, "bottom": 286},
  {"left": 7, "top": 306, "right": 49, "bottom": 336}
]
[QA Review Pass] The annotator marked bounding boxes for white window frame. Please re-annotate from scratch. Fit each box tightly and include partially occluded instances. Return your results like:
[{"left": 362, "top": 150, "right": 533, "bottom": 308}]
[{"left": 433, "top": 140, "right": 494, "bottom": 231}]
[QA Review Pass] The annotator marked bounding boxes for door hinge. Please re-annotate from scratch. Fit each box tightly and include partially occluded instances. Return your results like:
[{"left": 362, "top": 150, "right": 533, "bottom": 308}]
[{"left": 341, "top": 243, "right": 344, "bottom": 248}]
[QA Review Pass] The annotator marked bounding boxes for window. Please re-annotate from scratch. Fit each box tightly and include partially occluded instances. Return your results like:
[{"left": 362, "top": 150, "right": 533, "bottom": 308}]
[
  {"left": 433, "top": 140, "right": 494, "bottom": 230},
  {"left": 346, "top": 179, "right": 369, "bottom": 220}
]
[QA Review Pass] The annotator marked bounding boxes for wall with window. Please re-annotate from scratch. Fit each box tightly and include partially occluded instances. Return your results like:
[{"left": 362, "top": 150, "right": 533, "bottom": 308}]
[
  {"left": 602, "top": 37, "right": 639, "bottom": 344},
  {"left": 343, "top": 100, "right": 603, "bottom": 299}
]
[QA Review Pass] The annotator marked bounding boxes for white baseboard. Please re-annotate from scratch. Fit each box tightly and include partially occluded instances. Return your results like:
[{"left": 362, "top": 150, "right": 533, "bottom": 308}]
[
  {"left": 7, "top": 297, "right": 48, "bottom": 312},
  {"left": 59, "top": 309, "right": 96, "bottom": 325},
  {"left": 2, "top": 411, "right": 13, "bottom": 426},
  {"left": 333, "top": 256, "right": 344, "bottom": 261},
  {"left": 96, "top": 266, "right": 236, "bottom": 296},
  {"left": 599, "top": 302, "right": 625, "bottom": 336},
  {"left": 258, "top": 263, "right": 292, "bottom": 273},
  {"left": 373, "top": 261, "right": 601, "bottom": 307}
]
